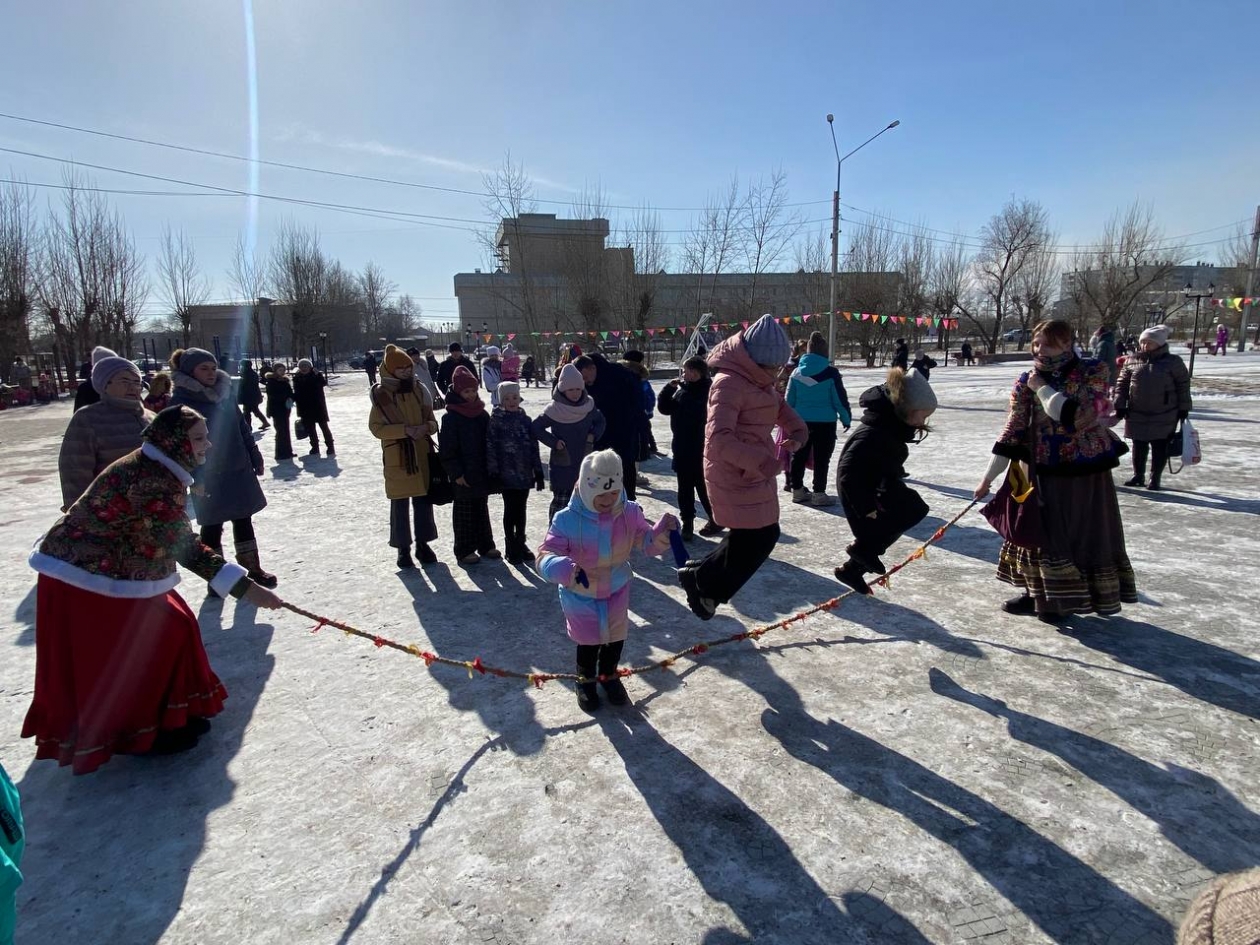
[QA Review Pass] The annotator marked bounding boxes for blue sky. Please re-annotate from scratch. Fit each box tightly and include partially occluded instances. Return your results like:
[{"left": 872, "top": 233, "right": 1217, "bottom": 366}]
[{"left": 2, "top": 0, "right": 1256, "bottom": 324}]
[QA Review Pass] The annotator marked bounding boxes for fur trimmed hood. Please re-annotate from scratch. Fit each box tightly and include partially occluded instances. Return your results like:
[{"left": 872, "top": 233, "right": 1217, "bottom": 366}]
[{"left": 171, "top": 368, "right": 232, "bottom": 404}]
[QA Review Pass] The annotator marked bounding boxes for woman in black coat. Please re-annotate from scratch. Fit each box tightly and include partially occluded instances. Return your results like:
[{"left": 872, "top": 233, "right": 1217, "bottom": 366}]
[
  {"left": 292, "top": 358, "right": 334, "bottom": 456},
  {"left": 574, "top": 353, "right": 648, "bottom": 499},
  {"left": 657, "top": 355, "right": 720, "bottom": 539},
  {"left": 264, "top": 364, "right": 296, "bottom": 461},
  {"left": 236, "top": 360, "right": 268, "bottom": 430},
  {"left": 438, "top": 365, "right": 500, "bottom": 563}
]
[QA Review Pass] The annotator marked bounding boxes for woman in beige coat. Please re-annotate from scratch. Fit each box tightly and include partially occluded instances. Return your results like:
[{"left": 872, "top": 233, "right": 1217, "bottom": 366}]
[{"left": 369, "top": 345, "right": 440, "bottom": 568}]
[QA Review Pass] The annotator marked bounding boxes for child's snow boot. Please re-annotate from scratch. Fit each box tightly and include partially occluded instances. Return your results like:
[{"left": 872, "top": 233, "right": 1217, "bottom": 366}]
[
  {"left": 600, "top": 677, "right": 630, "bottom": 706},
  {"left": 834, "top": 559, "right": 872, "bottom": 595},
  {"left": 577, "top": 682, "right": 601, "bottom": 712},
  {"left": 678, "top": 566, "right": 717, "bottom": 620}
]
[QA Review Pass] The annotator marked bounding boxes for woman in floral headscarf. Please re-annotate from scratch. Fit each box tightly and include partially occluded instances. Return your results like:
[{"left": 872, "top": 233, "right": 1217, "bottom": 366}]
[
  {"left": 974, "top": 319, "right": 1135, "bottom": 623},
  {"left": 23, "top": 406, "right": 282, "bottom": 774}
]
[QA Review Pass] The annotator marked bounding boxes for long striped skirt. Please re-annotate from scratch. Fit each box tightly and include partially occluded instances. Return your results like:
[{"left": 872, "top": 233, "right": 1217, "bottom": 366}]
[{"left": 996, "top": 470, "right": 1137, "bottom": 618}]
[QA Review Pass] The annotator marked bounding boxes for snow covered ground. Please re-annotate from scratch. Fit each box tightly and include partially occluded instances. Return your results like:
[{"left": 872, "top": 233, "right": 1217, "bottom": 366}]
[{"left": 2, "top": 353, "right": 1258, "bottom": 945}]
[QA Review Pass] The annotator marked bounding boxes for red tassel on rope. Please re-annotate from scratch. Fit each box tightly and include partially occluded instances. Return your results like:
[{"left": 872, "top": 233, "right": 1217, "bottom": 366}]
[
  {"left": 372, "top": 636, "right": 386, "bottom": 648},
  {"left": 470, "top": 657, "right": 487, "bottom": 675}
]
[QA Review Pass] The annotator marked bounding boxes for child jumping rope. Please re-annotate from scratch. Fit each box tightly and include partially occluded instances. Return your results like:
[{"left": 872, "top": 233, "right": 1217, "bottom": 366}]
[
  {"left": 834, "top": 367, "right": 937, "bottom": 593},
  {"left": 537, "top": 450, "right": 677, "bottom": 711}
]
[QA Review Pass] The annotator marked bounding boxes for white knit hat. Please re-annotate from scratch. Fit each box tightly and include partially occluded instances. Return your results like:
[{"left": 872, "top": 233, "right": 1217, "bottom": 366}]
[
  {"left": 577, "top": 450, "right": 624, "bottom": 514},
  {"left": 1139, "top": 324, "right": 1170, "bottom": 347}
]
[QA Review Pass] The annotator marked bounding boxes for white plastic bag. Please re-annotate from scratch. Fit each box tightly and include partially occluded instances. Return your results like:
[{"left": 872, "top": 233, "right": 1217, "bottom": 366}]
[{"left": 1183, "top": 419, "right": 1201, "bottom": 466}]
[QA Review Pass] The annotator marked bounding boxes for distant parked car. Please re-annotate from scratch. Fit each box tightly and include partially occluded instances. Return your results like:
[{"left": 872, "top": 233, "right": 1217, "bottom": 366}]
[
  {"left": 132, "top": 357, "right": 164, "bottom": 373},
  {"left": 1001, "top": 329, "right": 1032, "bottom": 344}
]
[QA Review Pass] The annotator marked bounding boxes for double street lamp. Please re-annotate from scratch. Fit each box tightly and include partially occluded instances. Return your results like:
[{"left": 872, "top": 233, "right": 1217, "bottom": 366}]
[
  {"left": 1182, "top": 282, "right": 1214, "bottom": 380},
  {"left": 827, "top": 115, "right": 900, "bottom": 361}
]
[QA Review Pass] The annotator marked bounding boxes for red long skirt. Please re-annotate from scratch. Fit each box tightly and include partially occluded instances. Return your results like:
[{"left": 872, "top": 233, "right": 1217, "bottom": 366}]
[{"left": 21, "top": 575, "right": 227, "bottom": 775}]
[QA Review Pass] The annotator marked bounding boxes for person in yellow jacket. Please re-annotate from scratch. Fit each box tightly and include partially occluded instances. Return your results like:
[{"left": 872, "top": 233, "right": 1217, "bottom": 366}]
[{"left": 369, "top": 345, "right": 440, "bottom": 568}]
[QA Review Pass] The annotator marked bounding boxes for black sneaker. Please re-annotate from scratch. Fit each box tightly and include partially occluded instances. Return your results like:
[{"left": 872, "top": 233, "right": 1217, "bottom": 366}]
[
  {"left": 416, "top": 543, "right": 437, "bottom": 565},
  {"left": 577, "top": 683, "right": 601, "bottom": 712},
  {"left": 698, "top": 521, "right": 725, "bottom": 537},
  {"left": 681, "top": 523, "right": 695, "bottom": 541},
  {"left": 845, "top": 544, "right": 886, "bottom": 575},
  {"left": 1003, "top": 594, "right": 1037, "bottom": 616},
  {"left": 396, "top": 550, "right": 416, "bottom": 569},
  {"left": 833, "top": 560, "right": 871, "bottom": 594},
  {"left": 1123, "top": 475, "right": 1145, "bottom": 487},
  {"left": 1146, "top": 480, "right": 1162, "bottom": 491},
  {"left": 601, "top": 678, "right": 630, "bottom": 706},
  {"left": 520, "top": 546, "right": 536, "bottom": 563},
  {"left": 678, "top": 567, "right": 717, "bottom": 620},
  {"left": 147, "top": 727, "right": 201, "bottom": 756}
]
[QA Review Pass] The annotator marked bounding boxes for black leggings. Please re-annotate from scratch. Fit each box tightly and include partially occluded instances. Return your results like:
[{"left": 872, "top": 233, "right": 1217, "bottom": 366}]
[
  {"left": 694, "top": 523, "right": 781, "bottom": 604},
  {"left": 842, "top": 484, "right": 928, "bottom": 566},
  {"left": 1132, "top": 439, "right": 1169, "bottom": 481},
  {"left": 676, "top": 466, "right": 714, "bottom": 525},
  {"left": 200, "top": 518, "right": 255, "bottom": 553},
  {"left": 576, "top": 639, "right": 625, "bottom": 683},
  {"left": 502, "top": 488, "right": 529, "bottom": 552},
  {"left": 790, "top": 421, "right": 838, "bottom": 492}
]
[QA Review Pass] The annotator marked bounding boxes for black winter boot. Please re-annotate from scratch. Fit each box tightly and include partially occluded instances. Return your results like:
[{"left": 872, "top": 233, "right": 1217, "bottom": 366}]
[
  {"left": 416, "top": 542, "right": 437, "bottom": 565},
  {"left": 396, "top": 547, "right": 415, "bottom": 569},
  {"left": 833, "top": 559, "right": 872, "bottom": 594},
  {"left": 577, "top": 682, "right": 601, "bottom": 712}
]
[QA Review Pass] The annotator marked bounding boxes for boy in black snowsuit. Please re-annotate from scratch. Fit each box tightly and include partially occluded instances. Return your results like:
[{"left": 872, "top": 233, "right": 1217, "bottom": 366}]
[
  {"left": 834, "top": 367, "right": 937, "bottom": 593},
  {"left": 657, "top": 356, "right": 722, "bottom": 540}
]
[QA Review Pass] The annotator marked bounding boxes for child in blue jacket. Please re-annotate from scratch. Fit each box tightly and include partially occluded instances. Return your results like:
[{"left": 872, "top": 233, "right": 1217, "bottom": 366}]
[
  {"left": 487, "top": 382, "right": 544, "bottom": 563},
  {"left": 786, "top": 332, "right": 851, "bottom": 506}
]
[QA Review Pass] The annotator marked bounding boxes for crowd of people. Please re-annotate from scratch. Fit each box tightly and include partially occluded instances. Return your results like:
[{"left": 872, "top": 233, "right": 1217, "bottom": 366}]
[{"left": 21, "top": 311, "right": 1199, "bottom": 783}]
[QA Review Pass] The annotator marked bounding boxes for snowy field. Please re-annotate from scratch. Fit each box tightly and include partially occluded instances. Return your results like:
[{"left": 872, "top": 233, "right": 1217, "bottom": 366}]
[{"left": 2, "top": 353, "right": 1259, "bottom": 945}]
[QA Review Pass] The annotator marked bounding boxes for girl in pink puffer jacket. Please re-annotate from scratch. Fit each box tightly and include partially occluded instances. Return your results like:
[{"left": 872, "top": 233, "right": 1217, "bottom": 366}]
[
  {"left": 678, "top": 315, "right": 806, "bottom": 621},
  {"left": 537, "top": 450, "right": 677, "bottom": 712}
]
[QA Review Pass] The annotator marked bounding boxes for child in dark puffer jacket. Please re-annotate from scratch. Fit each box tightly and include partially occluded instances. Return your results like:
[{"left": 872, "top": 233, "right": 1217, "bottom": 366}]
[
  {"left": 487, "top": 382, "right": 544, "bottom": 563},
  {"left": 833, "top": 367, "right": 937, "bottom": 594}
]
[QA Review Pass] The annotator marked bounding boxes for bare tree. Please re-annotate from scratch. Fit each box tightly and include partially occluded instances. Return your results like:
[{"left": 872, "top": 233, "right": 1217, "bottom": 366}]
[
  {"left": 928, "top": 237, "right": 973, "bottom": 351},
  {"left": 1008, "top": 237, "right": 1060, "bottom": 349},
  {"left": 228, "top": 234, "right": 267, "bottom": 357},
  {"left": 896, "top": 225, "right": 935, "bottom": 348},
  {"left": 967, "top": 197, "right": 1051, "bottom": 353},
  {"left": 37, "top": 169, "right": 148, "bottom": 366},
  {"left": 1065, "top": 202, "right": 1186, "bottom": 339},
  {"left": 562, "top": 183, "right": 612, "bottom": 330},
  {"left": 156, "top": 224, "right": 210, "bottom": 346},
  {"left": 380, "top": 292, "right": 422, "bottom": 340},
  {"left": 841, "top": 214, "right": 901, "bottom": 366},
  {"left": 792, "top": 226, "right": 832, "bottom": 316},
  {"left": 681, "top": 177, "right": 744, "bottom": 319},
  {"left": 268, "top": 218, "right": 326, "bottom": 358},
  {"left": 479, "top": 153, "right": 547, "bottom": 355},
  {"left": 358, "top": 261, "right": 396, "bottom": 345},
  {"left": 739, "top": 169, "right": 803, "bottom": 318},
  {"left": 0, "top": 180, "right": 36, "bottom": 379}
]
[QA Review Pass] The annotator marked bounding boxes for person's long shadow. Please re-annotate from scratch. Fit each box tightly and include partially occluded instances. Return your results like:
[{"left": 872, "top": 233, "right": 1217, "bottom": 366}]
[
  {"left": 1061, "top": 615, "right": 1260, "bottom": 720},
  {"left": 599, "top": 709, "right": 934, "bottom": 945},
  {"left": 929, "top": 669, "right": 1260, "bottom": 873},
  {"left": 297, "top": 455, "right": 342, "bottom": 478},
  {"left": 1116, "top": 487, "right": 1260, "bottom": 516},
  {"left": 12, "top": 584, "right": 35, "bottom": 646},
  {"left": 400, "top": 561, "right": 551, "bottom": 756},
  {"left": 13, "top": 595, "right": 276, "bottom": 945},
  {"left": 738, "top": 658, "right": 1172, "bottom": 943}
]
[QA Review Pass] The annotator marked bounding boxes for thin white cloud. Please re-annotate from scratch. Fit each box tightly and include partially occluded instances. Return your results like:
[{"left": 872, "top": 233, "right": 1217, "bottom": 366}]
[{"left": 271, "top": 123, "right": 581, "bottom": 194}]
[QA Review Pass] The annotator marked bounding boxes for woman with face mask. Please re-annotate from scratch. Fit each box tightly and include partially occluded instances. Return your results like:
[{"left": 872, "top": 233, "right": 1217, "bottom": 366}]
[
  {"left": 24, "top": 405, "right": 282, "bottom": 774},
  {"left": 975, "top": 319, "right": 1135, "bottom": 623}
]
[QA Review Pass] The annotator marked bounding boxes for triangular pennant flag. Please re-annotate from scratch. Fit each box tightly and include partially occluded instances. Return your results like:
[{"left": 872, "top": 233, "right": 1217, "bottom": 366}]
[
  {"left": 647, "top": 328, "right": 656, "bottom": 336},
  {"left": 741, "top": 320, "right": 750, "bottom": 329},
  {"left": 600, "top": 331, "right": 609, "bottom": 340},
  {"left": 507, "top": 332, "right": 516, "bottom": 341},
  {"left": 483, "top": 334, "right": 492, "bottom": 342},
  {"left": 612, "top": 330, "right": 621, "bottom": 338},
  {"left": 843, "top": 312, "right": 852, "bottom": 321}
]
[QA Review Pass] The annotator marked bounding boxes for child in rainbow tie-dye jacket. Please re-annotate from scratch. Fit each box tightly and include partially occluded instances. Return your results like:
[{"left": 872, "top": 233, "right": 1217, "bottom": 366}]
[{"left": 537, "top": 450, "right": 677, "bottom": 712}]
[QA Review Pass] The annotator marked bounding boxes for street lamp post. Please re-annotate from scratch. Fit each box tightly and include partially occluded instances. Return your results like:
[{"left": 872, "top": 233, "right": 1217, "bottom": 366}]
[
  {"left": 318, "top": 331, "right": 328, "bottom": 375},
  {"left": 826, "top": 115, "right": 900, "bottom": 362},
  {"left": 1183, "top": 282, "right": 1215, "bottom": 380}
]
